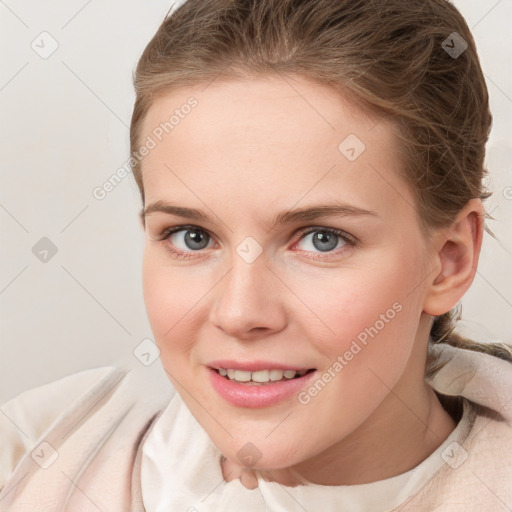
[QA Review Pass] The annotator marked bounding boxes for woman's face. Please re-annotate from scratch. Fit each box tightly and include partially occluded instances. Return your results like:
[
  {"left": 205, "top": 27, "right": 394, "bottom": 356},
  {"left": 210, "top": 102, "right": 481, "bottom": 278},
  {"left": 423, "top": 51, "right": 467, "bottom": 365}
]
[{"left": 140, "top": 75, "right": 436, "bottom": 475}]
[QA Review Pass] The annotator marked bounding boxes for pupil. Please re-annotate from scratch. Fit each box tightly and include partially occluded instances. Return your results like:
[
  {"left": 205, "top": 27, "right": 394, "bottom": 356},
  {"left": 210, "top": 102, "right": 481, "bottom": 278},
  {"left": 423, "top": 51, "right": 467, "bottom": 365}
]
[
  {"left": 313, "top": 231, "right": 337, "bottom": 252},
  {"left": 185, "top": 230, "right": 209, "bottom": 250}
]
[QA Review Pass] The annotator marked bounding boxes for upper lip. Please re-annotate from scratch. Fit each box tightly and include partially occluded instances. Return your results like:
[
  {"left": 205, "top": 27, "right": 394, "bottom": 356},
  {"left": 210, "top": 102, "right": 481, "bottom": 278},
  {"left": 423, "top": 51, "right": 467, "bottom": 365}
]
[{"left": 208, "top": 360, "right": 315, "bottom": 372}]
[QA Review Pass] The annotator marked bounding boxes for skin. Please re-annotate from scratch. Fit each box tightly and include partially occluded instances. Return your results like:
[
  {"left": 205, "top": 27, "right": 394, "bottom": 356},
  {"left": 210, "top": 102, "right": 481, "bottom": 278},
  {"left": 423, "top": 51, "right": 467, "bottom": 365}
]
[{"left": 138, "top": 74, "right": 484, "bottom": 488}]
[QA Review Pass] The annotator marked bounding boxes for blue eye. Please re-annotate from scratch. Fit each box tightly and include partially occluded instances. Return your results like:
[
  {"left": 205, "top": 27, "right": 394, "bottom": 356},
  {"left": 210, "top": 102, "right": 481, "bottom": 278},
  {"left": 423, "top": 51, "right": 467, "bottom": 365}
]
[
  {"left": 297, "top": 228, "right": 350, "bottom": 253},
  {"left": 293, "top": 227, "right": 356, "bottom": 259},
  {"left": 159, "top": 226, "right": 213, "bottom": 259}
]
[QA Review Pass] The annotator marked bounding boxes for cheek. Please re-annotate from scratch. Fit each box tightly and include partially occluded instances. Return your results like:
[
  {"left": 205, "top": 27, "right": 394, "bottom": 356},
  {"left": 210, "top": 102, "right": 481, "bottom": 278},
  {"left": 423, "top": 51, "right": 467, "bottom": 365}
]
[
  {"left": 290, "top": 259, "right": 423, "bottom": 438},
  {"left": 142, "top": 250, "right": 203, "bottom": 349},
  {"left": 295, "top": 250, "right": 424, "bottom": 369},
  {"left": 142, "top": 253, "right": 169, "bottom": 335}
]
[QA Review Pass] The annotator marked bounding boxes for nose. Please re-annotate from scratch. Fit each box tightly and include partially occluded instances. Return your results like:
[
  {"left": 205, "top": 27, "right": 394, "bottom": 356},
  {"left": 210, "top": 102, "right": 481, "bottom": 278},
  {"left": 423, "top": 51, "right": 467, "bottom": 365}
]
[{"left": 209, "top": 250, "right": 287, "bottom": 340}]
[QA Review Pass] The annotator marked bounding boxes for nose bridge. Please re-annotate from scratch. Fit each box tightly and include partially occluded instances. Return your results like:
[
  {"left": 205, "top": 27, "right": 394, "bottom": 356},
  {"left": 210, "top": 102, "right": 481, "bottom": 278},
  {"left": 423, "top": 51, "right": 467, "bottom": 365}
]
[
  {"left": 210, "top": 239, "right": 284, "bottom": 336},
  {"left": 223, "top": 233, "right": 267, "bottom": 291},
  {"left": 221, "top": 244, "right": 269, "bottom": 309}
]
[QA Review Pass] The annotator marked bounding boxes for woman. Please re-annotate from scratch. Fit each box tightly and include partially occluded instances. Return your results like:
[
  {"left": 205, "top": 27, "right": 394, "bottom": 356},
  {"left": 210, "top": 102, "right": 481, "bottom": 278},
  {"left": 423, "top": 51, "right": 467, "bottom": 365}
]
[{"left": 1, "top": 0, "right": 511, "bottom": 510}]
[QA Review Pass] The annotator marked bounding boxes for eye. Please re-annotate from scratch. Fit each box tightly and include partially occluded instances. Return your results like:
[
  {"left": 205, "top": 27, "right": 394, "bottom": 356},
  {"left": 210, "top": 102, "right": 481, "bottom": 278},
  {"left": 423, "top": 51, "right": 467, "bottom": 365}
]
[
  {"left": 294, "top": 227, "right": 355, "bottom": 258},
  {"left": 156, "top": 225, "right": 214, "bottom": 259}
]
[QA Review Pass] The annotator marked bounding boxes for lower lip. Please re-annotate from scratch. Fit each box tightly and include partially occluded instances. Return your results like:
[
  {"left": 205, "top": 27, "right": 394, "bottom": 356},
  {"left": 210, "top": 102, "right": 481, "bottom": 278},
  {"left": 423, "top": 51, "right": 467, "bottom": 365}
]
[{"left": 208, "top": 367, "right": 317, "bottom": 408}]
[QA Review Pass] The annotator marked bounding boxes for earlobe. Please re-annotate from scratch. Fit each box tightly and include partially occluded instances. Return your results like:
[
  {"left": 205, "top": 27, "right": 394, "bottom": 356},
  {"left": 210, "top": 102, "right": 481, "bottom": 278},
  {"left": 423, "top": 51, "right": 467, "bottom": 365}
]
[{"left": 423, "top": 199, "right": 484, "bottom": 316}]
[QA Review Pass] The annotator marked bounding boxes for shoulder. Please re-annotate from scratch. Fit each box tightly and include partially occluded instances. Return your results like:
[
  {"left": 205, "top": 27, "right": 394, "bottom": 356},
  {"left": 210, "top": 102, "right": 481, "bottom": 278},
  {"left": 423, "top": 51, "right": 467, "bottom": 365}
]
[
  {"left": 0, "top": 360, "right": 174, "bottom": 494},
  {"left": 1, "top": 366, "right": 115, "bottom": 437},
  {"left": 402, "top": 399, "right": 512, "bottom": 511},
  {"left": 0, "top": 366, "right": 114, "bottom": 490},
  {"left": 410, "top": 344, "right": 512, "bottom": 510},
  {"left": 427, "top": 342, "right": 512, "bottom": 421}
]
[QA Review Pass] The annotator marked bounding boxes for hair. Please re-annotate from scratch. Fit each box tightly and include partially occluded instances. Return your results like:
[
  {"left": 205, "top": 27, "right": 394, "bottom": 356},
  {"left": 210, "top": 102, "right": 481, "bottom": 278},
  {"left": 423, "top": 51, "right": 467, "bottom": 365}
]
[{"left": 129, "top": 0, "right": 512, "bottom": 377}]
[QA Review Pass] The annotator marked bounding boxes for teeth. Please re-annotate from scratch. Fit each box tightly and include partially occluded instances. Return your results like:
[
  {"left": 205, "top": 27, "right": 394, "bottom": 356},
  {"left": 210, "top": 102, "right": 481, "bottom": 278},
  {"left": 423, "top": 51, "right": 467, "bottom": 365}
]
[
  {"left": 234, "top": 370, "right": 251, "bottom": 382},
  {"left": 252, "top": 370, "right": 270, "bottom": 382},
  {"left": 217, "top": 367, "right": 309, "bottom": 383},
  {"left": 270, "top": 369, "right": 286, "bottom": 381}
]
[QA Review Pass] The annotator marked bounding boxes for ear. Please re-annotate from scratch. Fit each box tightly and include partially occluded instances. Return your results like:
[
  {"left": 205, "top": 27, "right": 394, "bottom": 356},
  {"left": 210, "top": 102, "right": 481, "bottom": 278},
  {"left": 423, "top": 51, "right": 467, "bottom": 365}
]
[{"left": 423, "top": 198, "right": 485, "bottom": 316}]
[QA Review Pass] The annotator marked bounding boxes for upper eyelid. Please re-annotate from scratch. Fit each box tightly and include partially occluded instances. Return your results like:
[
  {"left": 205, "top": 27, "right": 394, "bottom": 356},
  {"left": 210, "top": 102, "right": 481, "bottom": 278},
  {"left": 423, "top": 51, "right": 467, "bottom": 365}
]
[{"left": 300, "top": 225, "right": 355, "bottom": 238}]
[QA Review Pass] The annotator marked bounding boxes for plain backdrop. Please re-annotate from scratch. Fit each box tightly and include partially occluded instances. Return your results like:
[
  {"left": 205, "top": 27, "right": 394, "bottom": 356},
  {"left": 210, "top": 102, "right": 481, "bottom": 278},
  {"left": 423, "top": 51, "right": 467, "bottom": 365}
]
[{"left": 1, "top": 0, "right": 511, "bottom": 404}]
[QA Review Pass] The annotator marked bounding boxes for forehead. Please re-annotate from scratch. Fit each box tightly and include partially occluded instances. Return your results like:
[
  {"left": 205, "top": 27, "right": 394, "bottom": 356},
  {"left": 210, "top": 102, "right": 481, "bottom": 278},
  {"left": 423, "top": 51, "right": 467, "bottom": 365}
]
[
  {"left": 139, "top": 76, "right": 414, "bottom": 222},
  {"left": 142, "top": 75, "right": 381, "bottom": 151}
]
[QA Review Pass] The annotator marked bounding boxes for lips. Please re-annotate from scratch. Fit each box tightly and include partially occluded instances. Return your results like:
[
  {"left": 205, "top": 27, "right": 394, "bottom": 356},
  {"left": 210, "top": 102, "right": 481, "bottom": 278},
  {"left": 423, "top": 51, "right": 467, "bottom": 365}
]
[{"left": 207, "top": 362, "right": 318, "bottom": 408}]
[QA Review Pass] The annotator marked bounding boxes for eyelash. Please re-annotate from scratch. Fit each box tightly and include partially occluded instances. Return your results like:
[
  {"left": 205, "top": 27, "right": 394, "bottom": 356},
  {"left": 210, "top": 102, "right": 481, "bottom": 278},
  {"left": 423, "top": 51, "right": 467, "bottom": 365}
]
[{"left": 155, "top": 225, "right": 357, "bottom": 261}]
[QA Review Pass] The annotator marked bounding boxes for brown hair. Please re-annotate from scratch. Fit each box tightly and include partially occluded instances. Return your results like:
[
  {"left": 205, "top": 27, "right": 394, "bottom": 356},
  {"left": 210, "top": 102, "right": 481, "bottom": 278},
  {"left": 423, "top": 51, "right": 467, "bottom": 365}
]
[{"left": 130, "top": 0, "right": 512, "bottom": 370}]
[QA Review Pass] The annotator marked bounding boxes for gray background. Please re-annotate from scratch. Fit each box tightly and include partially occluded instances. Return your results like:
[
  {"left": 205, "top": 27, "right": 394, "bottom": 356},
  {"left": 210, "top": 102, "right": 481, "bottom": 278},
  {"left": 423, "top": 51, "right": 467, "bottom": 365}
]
[{"left": 1, "top": 0, "right": 511, "bottom": 404}]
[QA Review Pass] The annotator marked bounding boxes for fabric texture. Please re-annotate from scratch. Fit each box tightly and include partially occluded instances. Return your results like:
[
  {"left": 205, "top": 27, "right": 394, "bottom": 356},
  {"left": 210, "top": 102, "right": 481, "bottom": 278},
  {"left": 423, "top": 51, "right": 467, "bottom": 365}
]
[
  {"left": 0, "top": 359, "right": 173, "bottom": 512},
  {"left": 0, "top": 343, "right": 511, "bottom": 511}
]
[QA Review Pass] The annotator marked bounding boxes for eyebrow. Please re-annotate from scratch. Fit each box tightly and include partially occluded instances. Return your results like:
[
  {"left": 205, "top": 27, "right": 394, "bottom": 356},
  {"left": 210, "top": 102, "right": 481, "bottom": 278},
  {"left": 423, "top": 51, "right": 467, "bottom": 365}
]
[{"left": 141, "top": 200, "right": 379, "bottom": 229}]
